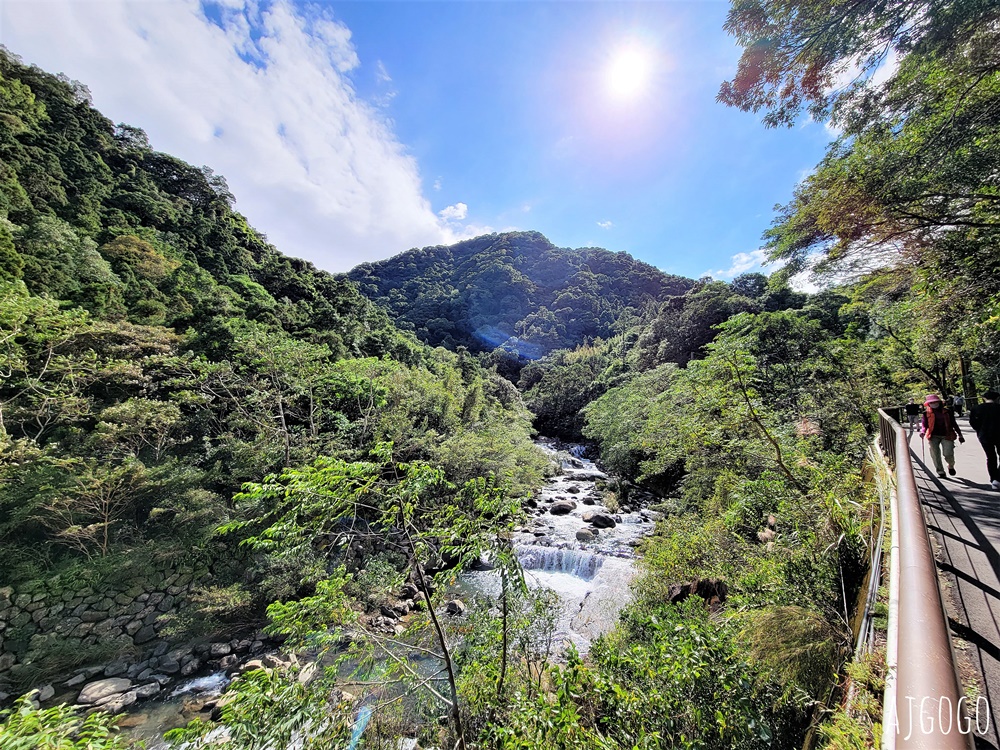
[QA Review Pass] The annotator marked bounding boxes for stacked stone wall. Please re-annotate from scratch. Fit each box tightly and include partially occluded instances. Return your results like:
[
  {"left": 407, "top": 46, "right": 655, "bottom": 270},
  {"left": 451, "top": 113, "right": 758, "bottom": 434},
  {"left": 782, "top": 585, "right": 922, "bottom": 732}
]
[{"left": 0, "top": 564, "right": 211, "bottom": 690}]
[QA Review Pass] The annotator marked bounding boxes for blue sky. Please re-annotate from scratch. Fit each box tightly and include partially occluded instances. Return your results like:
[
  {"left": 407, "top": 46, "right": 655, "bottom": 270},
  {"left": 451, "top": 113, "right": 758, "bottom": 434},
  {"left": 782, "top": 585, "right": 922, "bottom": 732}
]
[{"left": 0, "top": 0, "right": 834, "bottom": 279}]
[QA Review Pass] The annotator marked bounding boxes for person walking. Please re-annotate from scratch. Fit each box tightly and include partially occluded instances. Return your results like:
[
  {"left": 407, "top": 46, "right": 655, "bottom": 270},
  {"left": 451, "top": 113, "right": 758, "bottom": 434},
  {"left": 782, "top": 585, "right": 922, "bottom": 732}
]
[
  {"left": 953, "top": 393, "right": 965, "bottom": 417},
  {"left": 921, "top": 393, "right": 965, "bottom": 478},
  {"left": 904, "top": 398, "right": 921, "bottom": 433},
  {"left": 969, "top": 390, "right": 1000, "bottom": 491}
]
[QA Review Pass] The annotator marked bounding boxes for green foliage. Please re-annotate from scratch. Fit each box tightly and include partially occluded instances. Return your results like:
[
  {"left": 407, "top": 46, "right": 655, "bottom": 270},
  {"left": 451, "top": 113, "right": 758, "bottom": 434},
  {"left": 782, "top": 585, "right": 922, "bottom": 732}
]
[
  {"left": 165, "top": 668, "right": 354, "bottom": 750},
  {"left": 816, "top": 650, "right": 886, "bottom": 750},
  {"left": 488, "top": 602, "right": 797, "bottom": 750},
  {"left": 0, "top": 51, "right": 550, "bottom": 717},
  {"left": 718, "top": 0, "right": 994, "bottom": 127},
  {"left": 0, "top": 694, "right": 137, "bottom": 749},
  {"left": 728, "top": 1, "right": 1000, "bottom": 385},
  {"left": 518, "top": 344, "right": 622, "bottom": 440},
  {"left": 347, "top": 230, "right": 693, "bottom": 358},
  {"left": 583, "top": 363, "right": 678, "bottom": 481}
]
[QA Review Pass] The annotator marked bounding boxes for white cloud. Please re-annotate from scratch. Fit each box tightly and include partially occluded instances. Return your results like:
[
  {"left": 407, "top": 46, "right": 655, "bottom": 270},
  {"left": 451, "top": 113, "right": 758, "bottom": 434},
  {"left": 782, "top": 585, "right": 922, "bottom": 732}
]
[
  {"left": 711, "top": 248, "right": 770, "bottom": 279},
  {"left": 438, "top": 202, "right": 468, "bottom": 222},
  {"left": 0, "top": 0, "right": 459, "bottom": 271},
  {"left": 432, "top": 178, "right": 443, "bottom": 192},
  {"left": 597, "top": 220, "right": 613, "bottom": 229},
  {"left": 789, "top": 271, "right": 821, "bottom": 294}
]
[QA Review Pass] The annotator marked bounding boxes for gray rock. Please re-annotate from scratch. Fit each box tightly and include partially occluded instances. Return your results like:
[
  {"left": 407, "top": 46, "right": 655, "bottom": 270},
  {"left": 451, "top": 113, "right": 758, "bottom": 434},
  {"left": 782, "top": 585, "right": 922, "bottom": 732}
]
[
  {"left": 64, "top": 673, "right": 88, "bottom": 688},
  {"left": 379, "top": 605, "right": 399, "bottom": 620},
  {"left": 297, "top": 661, "right": 319, "bottom": 686},
  {"left": 180, "top": 657, "right": 202, "bottom": 676},
  {"left": 262, "top": 653, "right": 289, "bottom": 669},
  {"left": 239, "top": 658, "right": 266, "bottom": 674},
  {"left": 209, "top": 642, "right": 232, "bottom": 657},
  {"left": 78, "top": 677, "right": 133, "bottom": 705},
  {"left": 133, "top": 625, "right": 157, "bottom": 644},
  {"left": 150, "top": 673, "right": 172, "bottom": 686},
  {"left": 134, "top": 682, "right": 161, "bottom": 699},
  {"left": 158, "top": 657, "right": 180, "bottom": 674},
  {"left": 96, "top": 690, "right": 137, "bottom": 714},
  {"left": 219, "top": 654, "right": 239, "bottom": 673},
  {"left": 104, "top": 660, "right": 129, "bottom": 677},
  {"left": 587, "top": 513, "right": 617, "bottom": 529},
  {"left": 549, "top": 501, "right": 577, "bottom": 515},
  {"left": 576, "top": 528, "right": 597, "bottom": 542},
  {"left": 445, "top": 599, "right": 466, "bottom": 616},
  {"left": 35, "top": 684, "right": 55, "bottom": 702}
]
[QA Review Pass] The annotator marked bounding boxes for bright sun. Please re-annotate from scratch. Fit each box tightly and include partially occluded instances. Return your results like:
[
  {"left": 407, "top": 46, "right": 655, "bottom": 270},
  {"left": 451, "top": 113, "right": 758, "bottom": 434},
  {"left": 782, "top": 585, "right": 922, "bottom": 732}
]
[{"left": 604, "top": 43, "right": 653, "bottom": 101}]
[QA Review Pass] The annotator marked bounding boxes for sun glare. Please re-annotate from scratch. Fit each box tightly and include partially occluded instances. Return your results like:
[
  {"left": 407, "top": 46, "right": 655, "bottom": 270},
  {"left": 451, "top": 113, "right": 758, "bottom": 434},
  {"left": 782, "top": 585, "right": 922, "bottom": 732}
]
[{"left": 604, "top": 43, "right": 653, "bottom": 101}]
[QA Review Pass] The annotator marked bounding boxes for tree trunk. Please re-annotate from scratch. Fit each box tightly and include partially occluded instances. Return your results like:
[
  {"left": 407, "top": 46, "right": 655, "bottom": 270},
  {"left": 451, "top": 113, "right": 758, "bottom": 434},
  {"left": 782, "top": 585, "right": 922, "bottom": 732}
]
[{"left": 407, "top": 530, "right": 466, "bottom": 750}]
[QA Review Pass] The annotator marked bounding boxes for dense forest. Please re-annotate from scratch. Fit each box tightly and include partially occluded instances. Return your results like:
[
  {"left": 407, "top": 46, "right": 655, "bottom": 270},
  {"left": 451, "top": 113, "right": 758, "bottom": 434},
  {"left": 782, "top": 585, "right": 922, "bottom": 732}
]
[
  {"left": 346, "top": 233, "right": 692, "bottom": 358},
  {"left": 2, "top": 0, "right": 1000, "bottom": 747}
]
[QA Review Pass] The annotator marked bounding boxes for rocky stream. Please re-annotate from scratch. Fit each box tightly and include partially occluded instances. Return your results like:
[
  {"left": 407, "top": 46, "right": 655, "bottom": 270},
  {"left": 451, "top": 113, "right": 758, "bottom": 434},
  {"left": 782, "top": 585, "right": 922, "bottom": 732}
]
[{"left": 17, "top": 440, "right": 656, "bottom": 748}]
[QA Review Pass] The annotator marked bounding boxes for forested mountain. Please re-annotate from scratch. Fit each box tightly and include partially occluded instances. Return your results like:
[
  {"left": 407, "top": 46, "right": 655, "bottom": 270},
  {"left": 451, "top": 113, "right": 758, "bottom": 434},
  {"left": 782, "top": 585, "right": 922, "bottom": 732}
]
[
  {"left": 346, "top": 231, "right": 694, "bottom": 356},
  {"left": 0, "top": 49, "right": 411, "bottom": 362}
]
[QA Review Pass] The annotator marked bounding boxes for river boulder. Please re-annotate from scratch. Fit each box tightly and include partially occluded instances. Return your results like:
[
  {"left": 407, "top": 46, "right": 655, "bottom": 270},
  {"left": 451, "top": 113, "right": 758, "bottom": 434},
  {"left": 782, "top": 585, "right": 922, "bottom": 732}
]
[
  {"left": 586, "top": 513, "right": 617, "bottom": 529},
  {"left": 77, "top": 677, "right": 132, "bottom": 705},
  {"left": 549, "top": 501, "right": 576, "bottom": 515},
  {"left": 576, "top": 528, "right": 598, "bottom": 542}
]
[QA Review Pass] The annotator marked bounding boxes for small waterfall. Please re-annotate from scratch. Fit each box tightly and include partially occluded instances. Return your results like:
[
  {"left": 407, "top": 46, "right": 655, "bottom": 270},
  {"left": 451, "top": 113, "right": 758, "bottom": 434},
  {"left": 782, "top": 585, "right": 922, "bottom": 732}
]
[
  {"left": 516, "top": 546, "right": 604, "bottom": 581},
  {"left": 167, "top": 672, "right": 229, "bottom": 698}
]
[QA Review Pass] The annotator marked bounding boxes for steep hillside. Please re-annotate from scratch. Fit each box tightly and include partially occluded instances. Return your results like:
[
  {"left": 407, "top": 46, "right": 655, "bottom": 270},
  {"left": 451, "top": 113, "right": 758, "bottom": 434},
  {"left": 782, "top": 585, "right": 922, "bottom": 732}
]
[
  {"left": 346, "top": 231, "right": 694, "bottom": 356},
  {"left": 0, "top": 48, "right": 547, "bottom": 696},
  {"left": 0, "top": 49, "right": 412, "bottom": 362}
]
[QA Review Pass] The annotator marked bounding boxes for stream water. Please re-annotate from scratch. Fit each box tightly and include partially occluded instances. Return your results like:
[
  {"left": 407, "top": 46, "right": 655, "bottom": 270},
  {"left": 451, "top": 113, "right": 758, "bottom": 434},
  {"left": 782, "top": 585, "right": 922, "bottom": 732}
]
[
  {"left": 464, "top": 440, "right": 653, "bottom": 653},
  {"left": 119, "top": 674, "right": 230, "bottom": 749},
  {"left": 122, "top": 441, "right": 652, "bottom": 745}
]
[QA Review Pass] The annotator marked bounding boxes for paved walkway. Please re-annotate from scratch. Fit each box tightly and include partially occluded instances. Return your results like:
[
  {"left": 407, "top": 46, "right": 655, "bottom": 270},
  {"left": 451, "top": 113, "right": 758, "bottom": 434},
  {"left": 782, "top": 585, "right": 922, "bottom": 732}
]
[{"left": 911, "top": 416, "right": 1000, "bottom": 749}]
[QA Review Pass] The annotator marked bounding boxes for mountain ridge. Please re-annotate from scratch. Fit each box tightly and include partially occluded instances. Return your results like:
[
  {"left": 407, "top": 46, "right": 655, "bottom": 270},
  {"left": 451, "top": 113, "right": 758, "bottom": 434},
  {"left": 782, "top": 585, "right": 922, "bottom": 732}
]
[{"left": 345, "top": 230, "right": 695, "bottom": 357}]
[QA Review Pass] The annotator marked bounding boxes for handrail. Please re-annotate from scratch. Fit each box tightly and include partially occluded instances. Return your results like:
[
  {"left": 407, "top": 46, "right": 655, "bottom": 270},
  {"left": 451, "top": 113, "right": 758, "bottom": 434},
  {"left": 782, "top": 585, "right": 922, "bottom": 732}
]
[{"left": 877, "top": 409, "right": 972, "bottom": 749}]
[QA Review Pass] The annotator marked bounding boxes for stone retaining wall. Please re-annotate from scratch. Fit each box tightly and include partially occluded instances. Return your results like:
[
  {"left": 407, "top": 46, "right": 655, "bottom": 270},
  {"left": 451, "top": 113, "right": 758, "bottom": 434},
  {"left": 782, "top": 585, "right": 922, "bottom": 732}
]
[{"left": 0, "top": 564, "right": 211, "bottom": 689}]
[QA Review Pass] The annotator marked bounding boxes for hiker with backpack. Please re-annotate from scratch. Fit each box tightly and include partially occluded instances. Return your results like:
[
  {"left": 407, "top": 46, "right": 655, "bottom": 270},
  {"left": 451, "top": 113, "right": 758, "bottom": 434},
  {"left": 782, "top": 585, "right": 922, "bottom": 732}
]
[{"left": 920, "top": 394, "right": 965, "bottom": 478}]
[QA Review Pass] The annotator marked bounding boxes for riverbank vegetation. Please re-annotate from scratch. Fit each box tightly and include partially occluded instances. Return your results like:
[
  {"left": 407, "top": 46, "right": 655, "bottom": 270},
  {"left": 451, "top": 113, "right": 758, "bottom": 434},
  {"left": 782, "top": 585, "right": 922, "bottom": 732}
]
[{"left": 3, "top": 0, "right": 999, "bottom": 746}]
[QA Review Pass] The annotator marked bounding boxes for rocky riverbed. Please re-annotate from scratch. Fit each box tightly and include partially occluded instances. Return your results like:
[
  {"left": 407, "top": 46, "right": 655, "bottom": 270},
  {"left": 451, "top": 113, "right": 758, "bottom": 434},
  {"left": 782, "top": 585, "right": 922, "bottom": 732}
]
[{"left": 466, "top": 440, "right": 659, "bottom": 653}]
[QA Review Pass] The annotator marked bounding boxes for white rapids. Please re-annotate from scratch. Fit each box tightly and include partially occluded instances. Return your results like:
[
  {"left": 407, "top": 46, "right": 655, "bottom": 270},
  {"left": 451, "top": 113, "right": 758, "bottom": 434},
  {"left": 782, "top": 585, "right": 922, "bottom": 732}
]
[{"left": 466, "top": 440, "right": 654, "bottom": 653}]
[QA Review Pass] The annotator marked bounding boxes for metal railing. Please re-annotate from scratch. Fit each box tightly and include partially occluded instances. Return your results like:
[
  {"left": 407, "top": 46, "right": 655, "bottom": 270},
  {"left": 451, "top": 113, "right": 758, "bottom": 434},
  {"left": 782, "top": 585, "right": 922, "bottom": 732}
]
[{"left": 877, "top": 408, "right": 973, "bottom": 749}]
